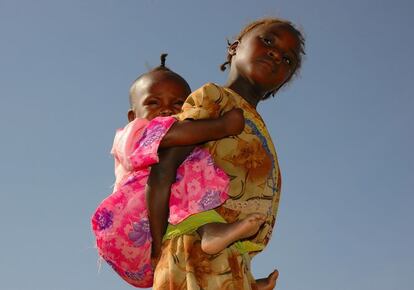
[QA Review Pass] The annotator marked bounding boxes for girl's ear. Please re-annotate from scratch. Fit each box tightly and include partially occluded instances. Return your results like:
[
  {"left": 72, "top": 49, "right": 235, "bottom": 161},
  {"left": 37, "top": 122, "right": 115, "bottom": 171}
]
[
  {"left": 127, "top": 110, "right": 136, "bottom": 122},
  {"left": 228, "top": 40, "right": 240, "bottom": 56}
]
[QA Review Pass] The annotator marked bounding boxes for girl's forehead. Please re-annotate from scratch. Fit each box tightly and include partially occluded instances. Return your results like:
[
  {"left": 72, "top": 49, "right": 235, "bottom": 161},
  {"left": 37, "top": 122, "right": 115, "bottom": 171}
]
[
  {"left": 248, "top": 23, "right": 300, "bottom": 48},
  {"left": 247, "top": 22, "right": 294, "bottom": 37}
]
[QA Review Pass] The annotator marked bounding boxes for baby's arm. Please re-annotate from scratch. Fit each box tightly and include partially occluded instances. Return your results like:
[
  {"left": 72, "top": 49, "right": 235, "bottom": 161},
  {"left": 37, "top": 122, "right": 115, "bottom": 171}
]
[
  {"left": 148, "top": 108, "right": 244, "bottom": 266},
  {"left": 159, "top": 108, "right": 244, "bottom": 148},
  {"left": 146, "top": 146, "right": 195, "bottom": 266}
]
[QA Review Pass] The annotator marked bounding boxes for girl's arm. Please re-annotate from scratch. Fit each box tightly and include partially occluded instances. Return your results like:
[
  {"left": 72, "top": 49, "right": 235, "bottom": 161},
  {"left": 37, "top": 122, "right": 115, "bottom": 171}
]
[
  {"left": 159, "top": 108, "right": 244, "bottom": 148},
  {"left": 146, "top": 145, "right": 195, "bottom": 266}
]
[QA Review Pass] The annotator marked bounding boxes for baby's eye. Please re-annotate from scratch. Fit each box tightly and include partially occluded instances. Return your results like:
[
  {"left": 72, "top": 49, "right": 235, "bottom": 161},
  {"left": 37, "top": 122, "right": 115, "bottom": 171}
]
[
  {"left": 173, "top": 101, "right": 184, "bottom": 108},
  {"left": 145, "top": 100, "right": 158, "bottom": 106}
]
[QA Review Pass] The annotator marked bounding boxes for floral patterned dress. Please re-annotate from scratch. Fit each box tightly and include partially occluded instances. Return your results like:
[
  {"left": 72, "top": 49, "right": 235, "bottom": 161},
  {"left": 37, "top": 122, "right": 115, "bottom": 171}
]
[
  {"left": 91, "top": 116, "right": 229, "bottom": 288},
  {"left": 153, "top": 83, "right": 282, "bottom": 290}
]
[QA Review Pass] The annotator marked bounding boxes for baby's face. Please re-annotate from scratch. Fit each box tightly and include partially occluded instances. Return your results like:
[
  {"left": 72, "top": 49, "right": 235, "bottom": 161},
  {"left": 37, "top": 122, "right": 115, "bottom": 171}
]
[{"left": 131, "top": 72, "right": 190, "bottom": 120}]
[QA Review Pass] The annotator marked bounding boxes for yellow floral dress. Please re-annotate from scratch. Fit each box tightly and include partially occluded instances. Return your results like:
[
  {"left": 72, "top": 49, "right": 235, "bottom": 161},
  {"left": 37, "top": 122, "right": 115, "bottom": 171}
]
[{"left": 153, "top": 83, "right": 282, "bottom": 290}]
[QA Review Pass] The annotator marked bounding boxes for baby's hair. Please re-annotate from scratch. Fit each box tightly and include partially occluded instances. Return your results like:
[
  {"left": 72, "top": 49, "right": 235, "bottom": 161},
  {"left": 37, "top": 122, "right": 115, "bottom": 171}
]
[
  {"left": 221, "top": 17, "right": 306, "bottom": 100},
  {"left": 153, "top": 53, "right": 169, "bottom": 71},
  {"left": 129, "top": 53, "right": 190, "bottom": 108}
]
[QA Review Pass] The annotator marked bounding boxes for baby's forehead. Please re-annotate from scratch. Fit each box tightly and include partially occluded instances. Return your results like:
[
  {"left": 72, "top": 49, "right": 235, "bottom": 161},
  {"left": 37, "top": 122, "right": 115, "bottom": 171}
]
[
  {"left": 130, "top": 71, "right": 190, "bottom": 105},
  {"left": 135, "top": 71, "right": 188, "bottom": 92}
]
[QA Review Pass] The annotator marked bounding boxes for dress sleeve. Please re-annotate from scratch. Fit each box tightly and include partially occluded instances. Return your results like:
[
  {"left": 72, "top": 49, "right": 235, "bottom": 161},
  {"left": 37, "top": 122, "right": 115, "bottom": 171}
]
[
  {"left": 178, "top": 83, "right": 233, "bottom": 121},
  {"left": 129, "top": 116, "right": 177, "bottom": 170}
]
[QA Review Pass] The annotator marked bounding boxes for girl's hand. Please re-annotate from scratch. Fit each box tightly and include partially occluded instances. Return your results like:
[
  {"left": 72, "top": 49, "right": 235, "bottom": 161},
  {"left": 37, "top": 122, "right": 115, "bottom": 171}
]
[{"left": 221, "top": 108, "right": 245, "bottom": 136}]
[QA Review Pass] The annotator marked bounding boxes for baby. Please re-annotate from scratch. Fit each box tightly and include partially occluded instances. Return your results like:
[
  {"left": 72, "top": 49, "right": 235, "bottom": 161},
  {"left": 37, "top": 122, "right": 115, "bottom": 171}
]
[{"left": 92, "top": 55, "right": 266, "bottom": 288}]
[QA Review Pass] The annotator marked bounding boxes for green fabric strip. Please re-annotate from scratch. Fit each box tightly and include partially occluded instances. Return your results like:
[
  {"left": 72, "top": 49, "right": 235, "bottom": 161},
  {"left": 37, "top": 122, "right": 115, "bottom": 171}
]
[
  {"left": 163, "top": 210, "right": 225, "bottom": 241},
  {"left": 163, "top": 210, "right": 265, "bottom": 254}
]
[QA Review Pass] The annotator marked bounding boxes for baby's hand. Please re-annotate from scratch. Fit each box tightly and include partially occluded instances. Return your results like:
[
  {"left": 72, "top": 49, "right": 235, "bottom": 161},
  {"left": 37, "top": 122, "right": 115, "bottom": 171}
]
[
  {"left": 222, "top": 108, "right": 245, "bottom": 136},
  {"left": 151, "top": 255, "right": 161, "bottom": 270},
  {"left": 151, "top": 243, "right": 162, "bottom": 269}
]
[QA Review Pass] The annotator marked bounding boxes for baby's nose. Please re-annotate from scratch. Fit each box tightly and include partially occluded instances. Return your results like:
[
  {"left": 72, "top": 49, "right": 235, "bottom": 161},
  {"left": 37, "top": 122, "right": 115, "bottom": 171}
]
[{"left": 159, "top": 108, "right": 173, "bottom": 116}]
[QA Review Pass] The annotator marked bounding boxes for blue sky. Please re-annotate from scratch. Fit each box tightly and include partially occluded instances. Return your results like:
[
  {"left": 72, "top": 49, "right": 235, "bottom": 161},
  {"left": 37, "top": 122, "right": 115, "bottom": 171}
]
[{"left": 0, "top": 0, "right": 413, "bottom": 289}]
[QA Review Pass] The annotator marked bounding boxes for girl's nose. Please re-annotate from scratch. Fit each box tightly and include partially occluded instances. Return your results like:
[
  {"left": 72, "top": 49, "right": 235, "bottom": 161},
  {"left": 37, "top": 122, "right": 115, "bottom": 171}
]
[
  {"left": 268, "top": 49, "right": 282, "bottom": 63},
  {"left": 159, "top": 107, "right": 173, "bottom": 116}
]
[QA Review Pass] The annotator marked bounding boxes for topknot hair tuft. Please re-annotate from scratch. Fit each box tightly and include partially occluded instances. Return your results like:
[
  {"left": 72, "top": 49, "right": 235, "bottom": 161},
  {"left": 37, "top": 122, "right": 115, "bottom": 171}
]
[{"left": 160, "top": 53, "right": 168, "bottom": 67}]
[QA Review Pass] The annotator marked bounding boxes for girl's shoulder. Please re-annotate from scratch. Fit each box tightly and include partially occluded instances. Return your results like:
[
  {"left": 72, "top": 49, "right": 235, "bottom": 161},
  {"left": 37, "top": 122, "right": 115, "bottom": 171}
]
[
  {"left": 189, "top": 82, "right": 240, "bottom": 105},
  {"left": 190, "top": 82, "right": 224, "bottom": 100},
  {"left": 180, "top": 83, "right": 237, "bottom": 120}
]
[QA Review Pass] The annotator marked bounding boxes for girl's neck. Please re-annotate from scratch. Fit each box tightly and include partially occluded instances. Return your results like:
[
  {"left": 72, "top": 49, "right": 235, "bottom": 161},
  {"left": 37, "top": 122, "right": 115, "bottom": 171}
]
[{"left": 224, "top": 73, "right": 265, "bottom": 108}]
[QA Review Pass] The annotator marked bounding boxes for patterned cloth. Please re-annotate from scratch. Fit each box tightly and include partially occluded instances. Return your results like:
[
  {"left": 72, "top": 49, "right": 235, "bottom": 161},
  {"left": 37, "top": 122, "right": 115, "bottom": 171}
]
[
  {"left": 153, "top": 83, "right": 282, "bottom": 290},
  {"left": 91, "top": 116, "right": 229, "bottom": 288}
]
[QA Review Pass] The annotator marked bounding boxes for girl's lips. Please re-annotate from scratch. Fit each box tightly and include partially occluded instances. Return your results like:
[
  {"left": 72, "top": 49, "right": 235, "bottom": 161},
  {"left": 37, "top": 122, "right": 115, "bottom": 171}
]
[{"left": 257, "top": 58, "right": 277, "bottom": 73}]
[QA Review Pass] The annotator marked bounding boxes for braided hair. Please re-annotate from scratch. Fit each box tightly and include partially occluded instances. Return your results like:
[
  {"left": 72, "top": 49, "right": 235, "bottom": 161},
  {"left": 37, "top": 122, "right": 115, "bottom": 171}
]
[{"left": 221, "top": 17, "right": 306, "bottom": 99}]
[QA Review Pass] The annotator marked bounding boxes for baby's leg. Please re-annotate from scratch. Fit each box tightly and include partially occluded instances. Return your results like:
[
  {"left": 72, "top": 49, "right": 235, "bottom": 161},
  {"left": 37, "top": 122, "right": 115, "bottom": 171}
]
[
  {"left": 198, "top": 213, "right": 266, "bottom": 255},
  {"left": 256, "top": 270, "right": 279, "bottom": 290}
]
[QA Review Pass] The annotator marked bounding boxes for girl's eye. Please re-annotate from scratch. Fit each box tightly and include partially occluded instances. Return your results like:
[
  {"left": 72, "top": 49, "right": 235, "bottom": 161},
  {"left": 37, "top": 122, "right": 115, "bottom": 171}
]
[
  {"left": 261, "top": 36, "right": 272, "bottom": 45},
  {"left": 283, "top": 56, "right": 292, "bottom": 65}
]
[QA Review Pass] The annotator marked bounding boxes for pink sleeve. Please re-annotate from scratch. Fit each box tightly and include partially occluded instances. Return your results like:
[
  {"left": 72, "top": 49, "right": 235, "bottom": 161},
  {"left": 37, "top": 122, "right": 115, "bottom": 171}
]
[{"left": 129, "top": 116, "right": 177, "bottom": 170}]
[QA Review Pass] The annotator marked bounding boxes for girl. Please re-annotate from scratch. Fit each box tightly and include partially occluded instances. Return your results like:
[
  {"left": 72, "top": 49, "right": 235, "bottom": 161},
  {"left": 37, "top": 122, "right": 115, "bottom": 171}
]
[
  {"left": 152, "top": 18, "right": 305, "bottom": 290},
  {"left": 92, "top": 55, "right": 267, "bottom": 288}
]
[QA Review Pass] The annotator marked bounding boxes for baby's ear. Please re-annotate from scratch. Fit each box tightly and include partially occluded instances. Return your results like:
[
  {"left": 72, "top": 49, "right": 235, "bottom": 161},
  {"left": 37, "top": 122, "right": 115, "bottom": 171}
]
[
  {"left": 228, "top": 40, "right": 240, "bottom": 56},
  {"left": 127, "top": 110, "right": 136, "bottom": 122}
]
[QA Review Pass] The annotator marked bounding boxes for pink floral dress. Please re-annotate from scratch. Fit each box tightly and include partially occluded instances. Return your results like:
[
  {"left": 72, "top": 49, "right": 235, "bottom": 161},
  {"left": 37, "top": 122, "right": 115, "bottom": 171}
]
[{"left": 91, "top": 116, "right": 229, "bottom": 288}]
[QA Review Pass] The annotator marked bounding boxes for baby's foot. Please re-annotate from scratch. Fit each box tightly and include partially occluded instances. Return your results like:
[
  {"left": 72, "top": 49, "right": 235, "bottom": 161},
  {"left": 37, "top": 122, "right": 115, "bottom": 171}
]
[
  {"left": 201, "top": 213, "right": 266, "bottom": 255},
  {"left": 256, "top": 270, "right": 279, "bottom": 290}
]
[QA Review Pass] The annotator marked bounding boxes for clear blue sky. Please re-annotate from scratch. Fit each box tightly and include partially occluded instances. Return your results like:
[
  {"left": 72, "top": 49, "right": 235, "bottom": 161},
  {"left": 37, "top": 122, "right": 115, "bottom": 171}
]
[{"left": 1, "top": 0, "right": 413, "bottom": 289}]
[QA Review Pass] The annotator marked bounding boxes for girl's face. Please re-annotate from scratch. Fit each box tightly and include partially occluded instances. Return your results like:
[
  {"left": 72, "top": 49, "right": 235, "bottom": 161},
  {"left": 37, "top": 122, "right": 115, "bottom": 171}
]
[
  {"left": 129, "top": 72, "right": 190, "bottom": 121},
  {"left": 230, "top": 23, "right": 301, "bottom": 95}
]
